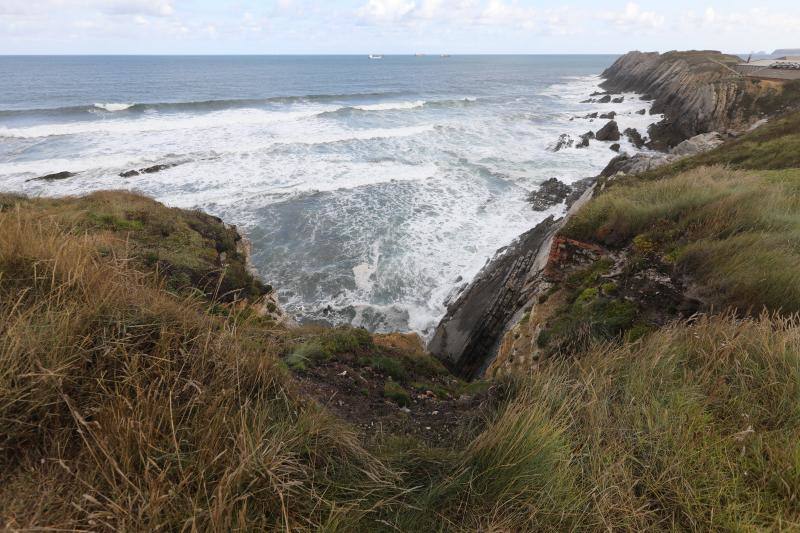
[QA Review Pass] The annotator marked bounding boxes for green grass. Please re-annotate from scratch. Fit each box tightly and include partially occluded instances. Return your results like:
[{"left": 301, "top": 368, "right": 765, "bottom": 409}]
[
  {"left": 3, "top": 173, "right": 800, "bottom": 529},
  {"left": 565, "top": 166, "right": 800, "bottom": 314},
  {"left": 639, "top": 109, "right": 800, "bottom": 181}
]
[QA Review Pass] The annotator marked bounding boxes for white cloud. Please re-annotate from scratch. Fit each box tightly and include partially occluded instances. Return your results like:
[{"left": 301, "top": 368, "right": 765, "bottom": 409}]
[
  {"left": 478, "top": 0, "right": 536, "bottom": 29},
  {"left": 683, "top": 6, "right": 800, "bottom": 35},
  {"left": 356, "top": 0, "right": 417, "bottom": 22},
  {"left": 99, "top": 0, "right": 175, "bottom": 17},
  {"left": 600, "top": 2, "right": 664, "bottom": 30}
]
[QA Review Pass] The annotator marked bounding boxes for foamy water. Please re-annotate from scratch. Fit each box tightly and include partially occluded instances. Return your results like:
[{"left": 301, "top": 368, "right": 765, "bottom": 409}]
[{"left": 0, "top": 55, "right": 660, "bottom": 336}]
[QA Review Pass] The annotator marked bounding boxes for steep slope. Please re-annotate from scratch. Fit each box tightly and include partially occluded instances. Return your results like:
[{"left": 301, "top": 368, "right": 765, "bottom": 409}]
[{"left": 602, "top": 50, "right": 800, "bottom": 147}]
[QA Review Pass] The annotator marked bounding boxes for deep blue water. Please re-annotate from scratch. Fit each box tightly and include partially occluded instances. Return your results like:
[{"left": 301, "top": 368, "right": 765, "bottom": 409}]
[{"left": 0, "top": 55, "right": 658, "bottom": 334}]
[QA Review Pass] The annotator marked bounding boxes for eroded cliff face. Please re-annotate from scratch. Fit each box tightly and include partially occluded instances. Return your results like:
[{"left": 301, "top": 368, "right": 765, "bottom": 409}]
[{"left": 602, "top": 51, "right": 796, "bottom": 148}]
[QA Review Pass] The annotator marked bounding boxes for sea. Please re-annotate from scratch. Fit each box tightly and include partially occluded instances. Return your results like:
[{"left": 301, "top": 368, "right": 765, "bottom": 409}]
[{"left": 0, "top": 55, "right": 659, "bottom": 336}]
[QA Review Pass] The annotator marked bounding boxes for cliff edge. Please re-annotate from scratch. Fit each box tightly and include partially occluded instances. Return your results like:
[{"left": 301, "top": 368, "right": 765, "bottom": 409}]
[{"left": 602, "top": 50, "right": 800, "bottom": 148}]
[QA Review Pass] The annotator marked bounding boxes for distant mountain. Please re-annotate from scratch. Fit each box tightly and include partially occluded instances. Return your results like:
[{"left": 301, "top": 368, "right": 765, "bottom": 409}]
[{"left": 772, "top": 49, "right": 800, "bottom": 57}]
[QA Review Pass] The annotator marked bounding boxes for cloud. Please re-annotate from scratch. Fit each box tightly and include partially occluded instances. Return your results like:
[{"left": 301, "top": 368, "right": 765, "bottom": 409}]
[
  {"left": 356, "top": 0, "right": 417, "bottom": 22},
  {"left": 683, "top": 6, "right": 800, "bottom": 34},
  {"left": 600, "top": 2, "right": 664, "bottom": 31},
  {"left": 99, "top": 0, "right": 175, "bottom": 17},
  {"left": 478, "top": 0, "right": 537, "bottom": 29}
]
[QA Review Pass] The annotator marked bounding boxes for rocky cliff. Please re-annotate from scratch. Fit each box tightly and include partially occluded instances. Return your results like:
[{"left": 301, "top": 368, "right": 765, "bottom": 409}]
[{"left": 602, "top": 50, "right": 800, "bottom": 148}]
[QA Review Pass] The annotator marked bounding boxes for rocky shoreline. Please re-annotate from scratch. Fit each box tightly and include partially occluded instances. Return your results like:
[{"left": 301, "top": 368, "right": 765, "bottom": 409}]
[{"left": 428, "top": 50, "right": 777, "bottom": 377}]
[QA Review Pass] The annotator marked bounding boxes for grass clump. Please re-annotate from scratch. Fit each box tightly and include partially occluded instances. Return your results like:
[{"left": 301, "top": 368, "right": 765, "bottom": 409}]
[
  {"left": 565, "top": 166, "right": 800, "bottom": 313},
  {"left": 383, "top": 381, "right": 412, "bottom": 407}
]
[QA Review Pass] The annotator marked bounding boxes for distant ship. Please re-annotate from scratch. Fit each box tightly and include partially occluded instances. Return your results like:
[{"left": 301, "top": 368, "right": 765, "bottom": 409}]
[
  {"left": 440, "top": 54, "right": 451, "bottom": 58},
  {"left": 368, "top": 54, "right": 384, "bottom": 60}
]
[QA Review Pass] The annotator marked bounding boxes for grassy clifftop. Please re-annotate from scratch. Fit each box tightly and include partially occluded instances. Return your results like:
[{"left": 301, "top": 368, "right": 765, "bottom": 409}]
[{"left": 3, "top": 109, "right": 800, "bottom": 529}]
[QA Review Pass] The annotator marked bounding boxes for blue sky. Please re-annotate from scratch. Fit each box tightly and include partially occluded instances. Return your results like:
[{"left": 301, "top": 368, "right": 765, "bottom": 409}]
[{"left": 2, "top": 0, "right": 799, "bottom": 54}]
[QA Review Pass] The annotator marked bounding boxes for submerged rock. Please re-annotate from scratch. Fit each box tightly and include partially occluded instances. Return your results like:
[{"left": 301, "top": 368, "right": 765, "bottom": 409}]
[
  {"left": 120, "top": 162, "right": 181, "bottom": 178},
  {"left": 526, "top": 178, "right": 572, "bottom": 210},
  {"left": 595, "top": 120, "right": 621, "bottom": 142},
  {"left": 549, "top": 134, "right": 574, "bottom": 152},
  {"left": 26, "top": 171, "right": 76, "bottom": 182},
  {"left": 576, "top": 131, "right": 595, "bottom": 148}
]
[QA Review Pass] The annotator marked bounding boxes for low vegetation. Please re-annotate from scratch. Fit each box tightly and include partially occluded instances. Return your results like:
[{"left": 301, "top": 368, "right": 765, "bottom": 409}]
[
  {"left": 565, "top": 165, "right": 800, "bottom": 314},
  {"left": 3, "top": 107, "right": 800, "bottom": 529},
  {"left": 641, "top": 109, "right": 800, "bottom": 180}
]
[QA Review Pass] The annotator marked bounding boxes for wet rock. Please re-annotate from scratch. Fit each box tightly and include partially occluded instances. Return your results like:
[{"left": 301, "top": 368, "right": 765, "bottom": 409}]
[
  {"left": 595, "top": 120, "right": 621, "bottom": 142},
  {"left": 584, "top": 112, "right": 598, "bottom": 119},
  {"left": 636, "top": 108, "right": 647, "bottom": 115},
  {"left": 526, "top": 178, "right": 571, "bottom": 210},
  {"left": 624, "top": 127, "right": 645, "bottom": 148},
  {"left": 590, "top": 91, "right": 607, "bottom": 96},
  {"left": 120, "top": 162, "right": 181, "bottom": 178},
  {"left": 597, "top": 95, "right": 612, "bottom": 104},
  {"left": 610, "top": 143, "right": 621, "bottom": 152},
  {"left": 599, "top": 111, "right": 617, "bottom": 119},
  {"left": 564, "top": 177, "right": 596, "bottom": 207},
  {"left": 612, "top": 96, "right": 625, "bottom": 103},
  {"left": 576, "top": 131, "right": 595, "bottom": 148},
  {"left": 549, "top": 134, "right": 574, "bottom": 152},
  {"left": 26, "top": 171, "right": 76, "bottom": 182}
]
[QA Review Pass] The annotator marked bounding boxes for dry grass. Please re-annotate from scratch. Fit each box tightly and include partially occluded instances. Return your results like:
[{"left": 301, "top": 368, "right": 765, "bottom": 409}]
[
  {"left": 3, "top": 192, "right": 800, "bottom": 531},
  {"left": 0, "top": 205, "right": 391, "bottom": 530}
]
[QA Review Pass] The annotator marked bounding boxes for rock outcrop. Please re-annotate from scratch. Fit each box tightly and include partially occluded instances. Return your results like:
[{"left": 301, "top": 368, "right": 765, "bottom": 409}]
[
  {"left": 595, "top": 120, "right": 621, "bottom": 141},
  {"left": 428, "top": 217, "right": 558, "bottom": 378},
  {"left": 600, "top": 131, "right": 725, "bottom": 177},
  {"left": 601, "top": 50, "right": 800, "bottom": 148},
  {"left": 429, "top": 182, "right": 597, "bottom": 378},
  {"left": 670, "top": 131, "right": 724, "bottom": 156},
  {"left": 526, "top": 178, "right": 572, "bottom": 210}
]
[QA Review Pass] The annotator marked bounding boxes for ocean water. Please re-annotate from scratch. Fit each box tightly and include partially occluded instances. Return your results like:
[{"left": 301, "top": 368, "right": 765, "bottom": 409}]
[{"left": 0, "top": 55, "right": 660, "bottom": 335}]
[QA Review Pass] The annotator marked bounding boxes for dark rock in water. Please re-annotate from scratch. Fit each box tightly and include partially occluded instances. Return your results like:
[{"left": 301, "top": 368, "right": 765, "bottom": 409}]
[
  {"left": 590, "top": 91, "right": 607, "bottom": 96},
  {"left": 595, "top": 120, "right": 621, "bottom": 142},
  {"left": 564, "top": 176, "right": 596, "bottom": 207},
  {"left": 120, "top": 162, "right": 181, "bottom": 178},
  {"left": 597, "top": 95, "right": 612, "bottom": 104},
  {"left": 549, "top": 134, "right": 574, "bottom": 152},
  {"left": 624, "top": 127, "right": 645, "bottom": 148},
  {"left": 636, "top": 108, "right": 647, "bottom": 115},
  {"left": 580, "top": 98, "right": 593, "bottom": 104},
  {"left": 526, "top": 178, "right": 571, "bottom": 210},
  {"left": 599, "top": 111, "right": 617, "bottom": 119},
  {"left": 612, "top": 96, "right": 625, "bottom": 103},
  {"left": 640, "top": 94, "right": 653, "bottom": 101},
  {"left": 26, "top": 171, "right": 76, "bottom": 182},
  {"left": 584, "top": 112, "right": 598, "bottom": 119},
  {"left": 610, "top": 143, "right": 621, "bottom": 152},
  {"left": 576, "top": 131, "right": 595, "bottom": 148},
  {"left": 429, "top": 217, "right": 558, "bottom": 378}
]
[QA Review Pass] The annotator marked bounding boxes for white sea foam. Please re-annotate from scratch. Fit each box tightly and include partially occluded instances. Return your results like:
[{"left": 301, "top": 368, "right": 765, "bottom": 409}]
[
  {"left": 93, "top": 102, "right": 135, "bottom": 112},
  {"left": 0, "top": 68, "right": 663, "bottom": 337},
  {"left": 352, "top": 100, "right": 425, "bottom": 111}
]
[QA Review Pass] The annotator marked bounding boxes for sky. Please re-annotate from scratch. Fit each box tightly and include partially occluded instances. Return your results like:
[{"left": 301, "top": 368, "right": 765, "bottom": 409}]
[{"left": 1, "top": 0, "right": 799, "bottom": 55}]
